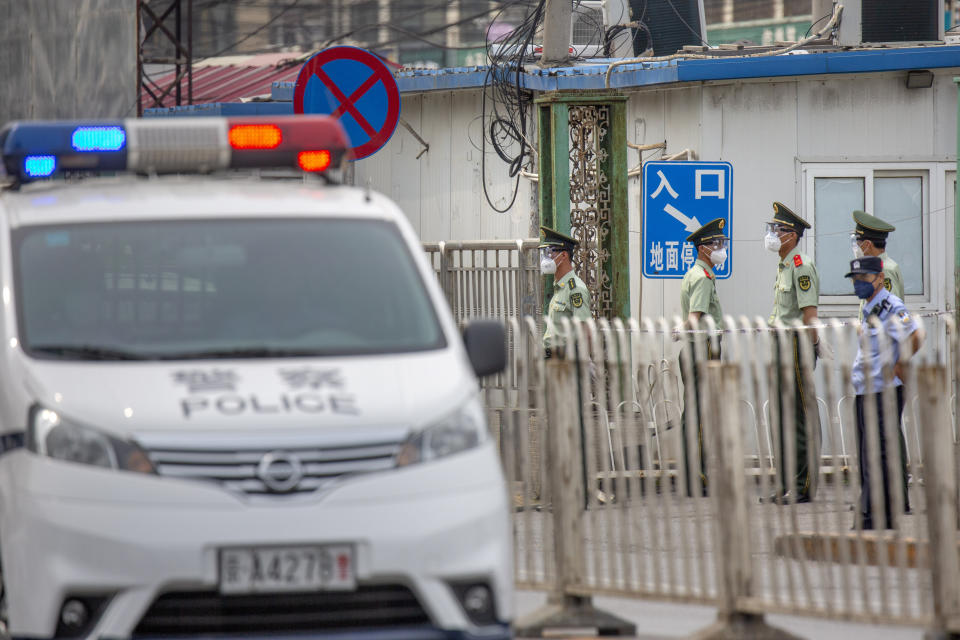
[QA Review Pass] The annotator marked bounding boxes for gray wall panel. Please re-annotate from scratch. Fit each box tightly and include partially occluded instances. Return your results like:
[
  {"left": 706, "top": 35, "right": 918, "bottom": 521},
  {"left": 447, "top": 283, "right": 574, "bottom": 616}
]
[{"left": 1, "top": 0, "right": 136, "bottom": 123}]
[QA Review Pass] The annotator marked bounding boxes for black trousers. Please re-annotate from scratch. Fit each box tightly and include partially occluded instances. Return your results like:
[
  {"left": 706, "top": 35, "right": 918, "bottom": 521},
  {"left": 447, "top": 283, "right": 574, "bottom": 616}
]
[
  {"left": 679, "top": 338, "right": 720, "bottom": 497},
  {"left": 855, "top": 387, "right": 910, "bottom": 529},
  {"left": 772, "top": 332, "right": 821, "bottom": 499}
]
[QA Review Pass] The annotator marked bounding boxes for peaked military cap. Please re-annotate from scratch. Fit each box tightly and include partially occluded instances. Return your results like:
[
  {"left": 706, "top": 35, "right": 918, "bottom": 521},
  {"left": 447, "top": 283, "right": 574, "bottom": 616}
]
[
  {"left": 686, "top": 217, "right": 728, "bottom": 245},
  {"left": 852, "top": 210, "right": 895, "bottom": 242},
  {"left": 539, "top": 225, "right": 578, "bottom": 251},
  {"left": 845, "top": 256, "right": 884, "bottom": 278},
  {"left": 771, "top": 202, "right": 811, "bottom": 234}
]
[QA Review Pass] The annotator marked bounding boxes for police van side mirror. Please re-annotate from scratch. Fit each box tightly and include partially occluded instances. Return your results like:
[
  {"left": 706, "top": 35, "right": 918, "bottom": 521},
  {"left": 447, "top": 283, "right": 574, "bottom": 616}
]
[{"left": 462, "top": 320, "right": 506, "bottom": 377}]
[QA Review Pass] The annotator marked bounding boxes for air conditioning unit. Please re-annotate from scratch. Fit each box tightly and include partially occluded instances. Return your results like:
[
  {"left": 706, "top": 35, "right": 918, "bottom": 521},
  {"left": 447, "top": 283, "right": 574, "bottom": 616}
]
[
  {"left": 627, "top": 0, "right": 706, "bottom": 56},
  {"left": 837, "top": 0, "right": 943, "bottom": 46},
  {"left": 571, "top": 0, "right": 632, "bottom": 58}
]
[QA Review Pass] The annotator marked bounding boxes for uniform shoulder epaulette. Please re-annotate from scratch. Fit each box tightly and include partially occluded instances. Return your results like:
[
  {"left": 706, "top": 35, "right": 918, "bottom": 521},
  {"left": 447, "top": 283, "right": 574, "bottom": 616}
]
[
  {"left": 702, "top": 267, "right": 713, "bottom": 280},
  {"left": 793, "top": 255, "right": 803, "bottom": 267}
]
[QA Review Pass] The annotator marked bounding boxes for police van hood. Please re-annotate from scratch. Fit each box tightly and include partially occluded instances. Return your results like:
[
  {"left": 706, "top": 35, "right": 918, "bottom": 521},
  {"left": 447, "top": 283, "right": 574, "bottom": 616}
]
[{"left": 18, "top": 349, "right": 476, "bottom": 438}]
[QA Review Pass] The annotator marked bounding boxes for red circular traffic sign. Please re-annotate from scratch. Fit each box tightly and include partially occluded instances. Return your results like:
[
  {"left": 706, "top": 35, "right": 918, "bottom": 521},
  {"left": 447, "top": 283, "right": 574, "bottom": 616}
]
[{"left": 293, "top": 46, "right": 400, "bottom": 160}]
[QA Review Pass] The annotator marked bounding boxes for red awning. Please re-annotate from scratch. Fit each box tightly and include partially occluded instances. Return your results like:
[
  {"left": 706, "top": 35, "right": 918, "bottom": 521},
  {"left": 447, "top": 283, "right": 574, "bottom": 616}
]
[{"left": 141, "top": 51, "right": 403, "bottom": 109}]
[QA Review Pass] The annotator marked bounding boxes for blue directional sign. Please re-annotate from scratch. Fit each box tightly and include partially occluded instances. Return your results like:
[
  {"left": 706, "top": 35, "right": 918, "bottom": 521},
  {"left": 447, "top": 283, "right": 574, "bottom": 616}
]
[{"left": 642, "top": 161, "right": 733, "bottom": 279}]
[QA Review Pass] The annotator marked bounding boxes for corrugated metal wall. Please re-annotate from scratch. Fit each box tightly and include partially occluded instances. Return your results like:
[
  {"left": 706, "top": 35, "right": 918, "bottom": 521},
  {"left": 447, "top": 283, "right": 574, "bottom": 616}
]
[
  {"left": 357, "top": 89, "right": 537, "bottom": 243},
  {"left": 0, "top": 0, "right": 137, "bottom": 124}
]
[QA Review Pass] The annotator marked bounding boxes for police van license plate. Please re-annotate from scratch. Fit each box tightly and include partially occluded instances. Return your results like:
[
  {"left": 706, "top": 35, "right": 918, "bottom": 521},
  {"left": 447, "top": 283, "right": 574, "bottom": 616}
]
[{"left": 219, "top": 545, "right": 355, "bottom": 594}]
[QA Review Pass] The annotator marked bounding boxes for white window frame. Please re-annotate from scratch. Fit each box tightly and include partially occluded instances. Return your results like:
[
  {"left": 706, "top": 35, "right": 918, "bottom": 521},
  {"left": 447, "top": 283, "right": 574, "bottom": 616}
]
[{"left": 802, "top": 162, "right": 952, "bottom": 316}]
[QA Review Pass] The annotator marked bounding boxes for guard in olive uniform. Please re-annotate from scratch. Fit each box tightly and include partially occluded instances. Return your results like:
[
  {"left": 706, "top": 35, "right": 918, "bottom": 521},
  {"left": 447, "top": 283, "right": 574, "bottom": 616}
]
[
  {"left": 677, "top": 218, "right": 727, "bottom": 496},
  {"left": 851, "top": 210, "right": 904, "bottom": 301},
  {"left": 764, "top": 202, "right": 822, "bottom": 504},
  {"left": 540, "top": 226, "right": 592, "bottom": 357}
]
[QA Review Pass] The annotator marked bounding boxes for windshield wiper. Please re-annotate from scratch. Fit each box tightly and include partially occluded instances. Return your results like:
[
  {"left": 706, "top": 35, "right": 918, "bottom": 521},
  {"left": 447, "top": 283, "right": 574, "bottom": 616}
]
[
  {"left": 30, "top": 344, "right": 151, "bottom": 361},
  {"left": 154, "top": 347, "right": 326, "bottom": 360}
]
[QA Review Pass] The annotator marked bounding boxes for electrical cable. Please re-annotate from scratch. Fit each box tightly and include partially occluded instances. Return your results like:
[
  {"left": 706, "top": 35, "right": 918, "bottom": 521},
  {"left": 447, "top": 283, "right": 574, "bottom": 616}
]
[
  {"left": 268, "top": 0, "right": 522, "bottom": 67},
  {"left": 805, "top": 11, "right": 834, "bottom": 38},
  {"left": 200, "top": 0, "right": 302, "bottom": 59},
  {"left": 479, "top": 0, "right": 545, "bottom": 213}
]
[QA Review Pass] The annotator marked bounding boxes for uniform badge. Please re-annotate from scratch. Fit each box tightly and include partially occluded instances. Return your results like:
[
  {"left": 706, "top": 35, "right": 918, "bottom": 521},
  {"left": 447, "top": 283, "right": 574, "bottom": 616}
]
[
  {"left": 884, "top": 278, "right": 892, "bottom": 291},
  {"left": 898, "top": 309, "right": 911, "bottom": 324},
  {"left": 571, "top": 292, "right": 584, "bottom": 308},
  {"left": 568, "top": 280, "right": 576, "bottom": 290},
  {"left": 793, "top": 255, "right": 803, "bottom": 267},
  {"left": 798, "top": 275, "right": 811, "bottom": 291},
  {"left": 718, "top": 219, "right": 725, "bottom": 229}
]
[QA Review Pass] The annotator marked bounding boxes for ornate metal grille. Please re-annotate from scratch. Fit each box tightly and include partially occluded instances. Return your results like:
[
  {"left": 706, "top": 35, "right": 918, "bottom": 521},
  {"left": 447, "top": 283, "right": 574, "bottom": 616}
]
[{"left": 568, "top": 105, "right": 612, "bottom": 319}]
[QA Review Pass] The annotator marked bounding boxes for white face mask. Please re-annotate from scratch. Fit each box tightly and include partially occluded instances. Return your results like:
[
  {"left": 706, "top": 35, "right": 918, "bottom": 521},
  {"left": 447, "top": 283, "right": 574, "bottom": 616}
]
[
  {"left": 709, "top": 247, "right": 727, "bottom": 266},
  {"left": 763, "top": 232, "right": 781, "bottom": 253},
  {"left": 851, "top": 235, "right": 865, "bottom": 259},
  {"left": 540, "top": 256, "right": 557, "bottom": 275}
]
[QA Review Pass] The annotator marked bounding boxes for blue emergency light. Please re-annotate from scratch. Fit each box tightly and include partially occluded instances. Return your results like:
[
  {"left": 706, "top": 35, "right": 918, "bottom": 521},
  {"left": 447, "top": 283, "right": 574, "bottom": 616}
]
[
  {"left": 0, "top": 116, "right": 351, "bottom": 185},
  {"left": 23, "top": 155, "right": 56, "bottom": 178},
  {"left": 71, "top": 126, "right": 126, "bottom": 152}
]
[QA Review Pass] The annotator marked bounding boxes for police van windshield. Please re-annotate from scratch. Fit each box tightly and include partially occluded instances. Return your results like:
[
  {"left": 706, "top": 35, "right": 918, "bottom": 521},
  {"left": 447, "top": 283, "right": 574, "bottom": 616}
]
[{"left": 14, "top": 218, "right": 447, "bottom": 360}]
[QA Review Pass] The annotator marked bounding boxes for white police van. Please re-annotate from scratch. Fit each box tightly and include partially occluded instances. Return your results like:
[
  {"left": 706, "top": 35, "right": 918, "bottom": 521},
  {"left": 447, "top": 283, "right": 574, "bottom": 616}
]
[{"left": 0, "top": 116, "right": 512, "bottom": 639}]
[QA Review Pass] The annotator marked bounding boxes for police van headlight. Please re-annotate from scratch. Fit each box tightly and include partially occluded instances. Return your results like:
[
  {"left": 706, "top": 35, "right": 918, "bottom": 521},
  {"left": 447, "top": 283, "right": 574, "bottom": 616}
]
[
  {"left": 26, "top": 406, "right": 156, "bottom": 474},
  {"left": 395, "top": 397, "right": 487, "bottom": 467}
]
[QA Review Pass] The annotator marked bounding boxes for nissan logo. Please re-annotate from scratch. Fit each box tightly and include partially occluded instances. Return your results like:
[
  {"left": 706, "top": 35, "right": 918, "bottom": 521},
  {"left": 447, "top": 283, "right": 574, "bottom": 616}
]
[{"left": 256, "top": 451, "right": 304, "bottom": 493}]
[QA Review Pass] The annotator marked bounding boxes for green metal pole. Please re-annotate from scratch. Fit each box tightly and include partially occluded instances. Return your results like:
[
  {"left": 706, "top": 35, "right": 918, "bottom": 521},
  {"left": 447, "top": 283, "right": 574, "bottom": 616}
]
[
  {"left": 537, "top": 104, "right": 555, "bottom": 232},
  {"left": 604, "top": 96, "right": 630, "bottom": 319},
  {"left": 550, "top": 101, "right": 572, "bottom": 237},
  {"left": 535, "top": 92, "right": 630, "bottom": 320}
]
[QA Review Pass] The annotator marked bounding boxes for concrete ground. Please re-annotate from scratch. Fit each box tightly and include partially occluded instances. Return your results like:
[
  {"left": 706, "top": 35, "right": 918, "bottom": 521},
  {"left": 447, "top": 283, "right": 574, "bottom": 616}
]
[{"left": 514, "top": 590, "right": 927, "bottom": 640}]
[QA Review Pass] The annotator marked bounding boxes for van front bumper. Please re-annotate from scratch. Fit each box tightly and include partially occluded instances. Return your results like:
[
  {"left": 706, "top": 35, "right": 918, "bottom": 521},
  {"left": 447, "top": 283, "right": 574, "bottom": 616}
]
[{"left": 0, "top": 443, "right": 513, "bottom": 639}]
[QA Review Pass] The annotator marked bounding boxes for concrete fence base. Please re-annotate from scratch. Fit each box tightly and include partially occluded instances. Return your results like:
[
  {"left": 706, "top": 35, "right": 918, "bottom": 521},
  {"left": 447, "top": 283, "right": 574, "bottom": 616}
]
[
  {"left": 513, "top": 594, "right": 636, "bottom": 638},
  {"left": 690, "top": 613, "right": 804, "bottom": 640}
]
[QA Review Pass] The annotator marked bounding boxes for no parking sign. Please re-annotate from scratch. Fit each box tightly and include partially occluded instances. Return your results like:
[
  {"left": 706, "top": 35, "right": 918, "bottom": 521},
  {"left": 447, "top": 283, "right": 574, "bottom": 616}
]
[{"left": 293, "top": 46, "right": 401, "bottom": 160}]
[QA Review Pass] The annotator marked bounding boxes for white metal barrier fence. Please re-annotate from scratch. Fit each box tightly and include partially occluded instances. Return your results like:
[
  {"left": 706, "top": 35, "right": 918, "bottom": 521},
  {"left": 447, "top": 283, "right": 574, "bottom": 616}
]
[
  {"left": 498, "top": 314, "right": 960, "bottom": 636},
  {"left": 422, "top": 239, "right": 541, "bottom": 326},
  {"left": 423, "top": 239, "right": 542, "bottom": 417}
]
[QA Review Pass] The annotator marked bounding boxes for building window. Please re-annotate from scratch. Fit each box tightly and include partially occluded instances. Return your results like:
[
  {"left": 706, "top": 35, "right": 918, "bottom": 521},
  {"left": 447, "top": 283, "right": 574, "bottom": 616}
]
[
  {"left": 784, "top": 0, "right": 812, "bottom": 18},
  {"left": 703, "top": 0, "right": 727, "bottom": 25},
  {"left": 733, "top": 0, "right": 773, "bottom": 23},
  {"left": 810, "top": 170, "right": 925, "bottom": 298}
]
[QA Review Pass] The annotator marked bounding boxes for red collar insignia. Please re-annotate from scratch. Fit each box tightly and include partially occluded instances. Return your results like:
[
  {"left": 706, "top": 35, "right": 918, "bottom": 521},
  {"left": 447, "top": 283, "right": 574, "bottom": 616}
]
[
  {"left": 702, "top": 267, "right": 713, "bottom": 279},
  {"left": 793, "top": 255, "right": 803, "bottom": 267}
]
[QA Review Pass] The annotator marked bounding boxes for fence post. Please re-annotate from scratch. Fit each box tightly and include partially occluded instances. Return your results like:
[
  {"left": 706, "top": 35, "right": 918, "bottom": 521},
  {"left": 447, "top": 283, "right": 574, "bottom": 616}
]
[
  {"left": 692, "top": 362, "right": 803, "bottom": 640},
  {"left": 513, "top": 333, "right": 635, "bottom": 637},
  {"left": 436, "top": 241, "right": 455, "bottom": 320},
  {"left": 917, "top": 365, "right": 960, "bottom": 640}
]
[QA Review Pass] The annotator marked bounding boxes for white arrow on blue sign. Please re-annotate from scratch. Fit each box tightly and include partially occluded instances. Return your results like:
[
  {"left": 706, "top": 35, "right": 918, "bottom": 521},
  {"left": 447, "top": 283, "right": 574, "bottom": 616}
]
[{"left": 642, "top": 161, "right": 733, "bottom": 279}]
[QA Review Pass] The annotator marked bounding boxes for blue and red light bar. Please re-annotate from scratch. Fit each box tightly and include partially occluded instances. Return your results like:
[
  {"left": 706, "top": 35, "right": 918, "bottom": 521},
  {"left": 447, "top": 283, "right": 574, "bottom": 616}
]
[{"left": 0, "top": 116, "right": 351, "bottom": 183}]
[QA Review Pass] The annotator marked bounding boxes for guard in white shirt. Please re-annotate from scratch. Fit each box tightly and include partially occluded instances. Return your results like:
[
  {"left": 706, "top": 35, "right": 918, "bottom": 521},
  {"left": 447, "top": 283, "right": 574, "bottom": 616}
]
[{"left": 847, "top": 256, "right": 923, "bottom": 530}]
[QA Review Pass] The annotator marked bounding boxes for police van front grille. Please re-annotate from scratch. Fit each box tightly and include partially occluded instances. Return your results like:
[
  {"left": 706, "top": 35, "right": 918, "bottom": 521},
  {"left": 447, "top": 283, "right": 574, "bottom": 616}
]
[
  {"left": 144, "top": 439, "right": 402, "bottom": 496},
  {"left": 132, "top": 585, "right": 431, "bottom": 636}
]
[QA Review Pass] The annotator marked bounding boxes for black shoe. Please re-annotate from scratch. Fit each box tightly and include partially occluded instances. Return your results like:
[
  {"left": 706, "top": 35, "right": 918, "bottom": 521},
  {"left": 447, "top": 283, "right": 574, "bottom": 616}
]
[{"left": 760, "top": 491, "right": 811, "bottom": 505}]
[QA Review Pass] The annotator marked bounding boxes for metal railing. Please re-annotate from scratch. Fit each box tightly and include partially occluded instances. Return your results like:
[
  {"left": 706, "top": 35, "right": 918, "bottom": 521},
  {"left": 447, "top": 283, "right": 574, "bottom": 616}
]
[
  {"left": 423, "top": 239, "right": 542, "bottom": 419},
  {"left": 423, "top": 239, "right": 541, "bottom": 326},
  {"left": 501, "top": 314, "right": 960, "bottom": 637}
]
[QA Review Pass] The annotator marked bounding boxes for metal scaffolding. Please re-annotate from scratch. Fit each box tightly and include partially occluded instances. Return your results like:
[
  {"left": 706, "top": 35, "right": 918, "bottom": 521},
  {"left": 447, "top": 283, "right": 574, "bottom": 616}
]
[{"left": 137, "top": 0, "right": 193, "bottom": 115}]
